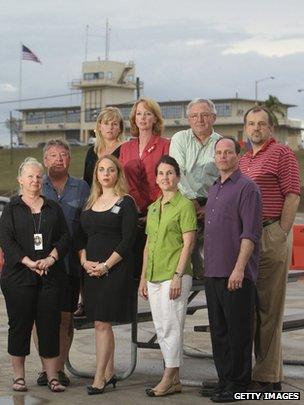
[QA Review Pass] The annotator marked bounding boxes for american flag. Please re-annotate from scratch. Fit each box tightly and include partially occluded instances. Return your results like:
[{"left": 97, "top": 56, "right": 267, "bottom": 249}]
[{"left": 22, "top": 44, "right": 42, "bottom": 63}]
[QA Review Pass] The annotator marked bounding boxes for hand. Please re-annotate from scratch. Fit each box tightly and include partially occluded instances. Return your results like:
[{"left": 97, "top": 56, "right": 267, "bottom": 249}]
[
  {"left": 83, "top": 260, "right": 99, "bottom": 276},
  {"left": 92, "top": 262, "right": 108, "bottom": 278},
  {"left": 193, "top": 200, "right": 205, "bottom": 220},
  {"left": 138, "top": 278, "right": 148, "bottom": 300},
  {"left": 36, "top": 256, "right": 55, "bottom": 271},
  {"left": 169, "top": 276, "right": 182, "bottom": 300},
  {"left": 227, "top": 267, "right": 244, "bottom": 291},
  {"left": 22, "top": 257, "right": 44, "bottom": 276}
]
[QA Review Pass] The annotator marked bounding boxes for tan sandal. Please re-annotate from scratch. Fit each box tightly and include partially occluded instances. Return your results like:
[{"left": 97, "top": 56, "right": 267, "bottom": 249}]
[
  {"left": 12, "top": 377, "right": 28, "bottom": 392},
  {"left": 47, "top": 378, "right": 65, "bottom": 392}
]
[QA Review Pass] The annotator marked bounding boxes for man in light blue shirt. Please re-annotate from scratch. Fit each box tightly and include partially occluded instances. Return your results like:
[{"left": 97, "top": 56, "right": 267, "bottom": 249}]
[
  {"left": 169, "top": 99, "right": 221, "bottom": 278},
  {"left": 35, "top": 139, "right": 90, "bottom": 387}
]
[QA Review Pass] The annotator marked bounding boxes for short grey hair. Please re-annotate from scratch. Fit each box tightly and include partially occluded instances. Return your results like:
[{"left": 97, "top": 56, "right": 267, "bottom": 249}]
[
  {"left": 18, "top": 157, "right": 44, "bottom": 178},
  {"left": 43, "top": 139, "right": 71, "bottom": 156},
  {"left": 186, "top": 98, "right": 217, "bottom": 116}
]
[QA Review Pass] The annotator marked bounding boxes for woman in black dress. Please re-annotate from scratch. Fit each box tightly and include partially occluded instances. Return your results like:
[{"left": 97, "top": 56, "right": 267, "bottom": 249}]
[
  {"left": 78, "top": 155, "right": 137, "bottom": 395},
  {"left": 83, "top": 107, "right": 124, "bottom": 187}
]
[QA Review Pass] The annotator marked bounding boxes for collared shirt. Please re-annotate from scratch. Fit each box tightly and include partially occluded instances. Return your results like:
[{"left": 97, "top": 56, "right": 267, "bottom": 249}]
[
  {"left": 239, "top": 138, "right": 301, "bottom": 219},
  {"left": 0, "top": 195, "right": 70, "bottom": 286},
  {"left": 43, "top": 175, "right": 90, "bottom": 276},
  {"left": 204, "top": 169, "right": 262, "bottom": 282},
  {"left": 169, "top": 129, "right": 222, "bottom": 199},
  {"left": 120, "top": 135, "right": 170, "bottom": 214},
  {"left": 145, "top": 191, "right": 197, "bottom": 282}
]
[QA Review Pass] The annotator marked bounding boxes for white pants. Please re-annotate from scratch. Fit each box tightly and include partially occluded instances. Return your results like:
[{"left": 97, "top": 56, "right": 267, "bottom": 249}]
[{"left": 147, "top": 275, "right": 192, "bottom": 368}]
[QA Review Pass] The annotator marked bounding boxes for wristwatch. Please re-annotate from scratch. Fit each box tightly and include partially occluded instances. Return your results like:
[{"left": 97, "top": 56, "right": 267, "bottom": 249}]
[{"left": 174, "top": 272, "right": 183, "bottom": 279}]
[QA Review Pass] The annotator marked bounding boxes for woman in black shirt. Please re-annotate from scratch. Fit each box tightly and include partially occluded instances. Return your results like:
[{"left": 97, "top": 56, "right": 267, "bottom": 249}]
[
  {"left": 0, "top": 158, "right": 70, "bottom": 393},
  {"left": 83, "top": 107, "right": 125, "bottom": 187}
]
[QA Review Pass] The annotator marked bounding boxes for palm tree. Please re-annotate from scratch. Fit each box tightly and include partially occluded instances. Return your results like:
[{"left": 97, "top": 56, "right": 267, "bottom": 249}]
[{"left": 261, "top": 95, "right": 285, "bottom": 126}]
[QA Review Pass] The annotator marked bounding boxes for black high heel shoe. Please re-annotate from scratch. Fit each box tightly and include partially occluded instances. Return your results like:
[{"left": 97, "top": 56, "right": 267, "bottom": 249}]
[
  {"left": 87, "top": 383, "right": 106, "bottom": 395},
  {"left": 106, "top": 374, "right": 117, "bottom": 388}
]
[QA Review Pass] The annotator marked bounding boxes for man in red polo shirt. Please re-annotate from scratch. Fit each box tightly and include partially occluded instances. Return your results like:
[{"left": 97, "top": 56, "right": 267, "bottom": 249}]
[{"left": 239, "top": 106, "right": 301, "bottom": 392}]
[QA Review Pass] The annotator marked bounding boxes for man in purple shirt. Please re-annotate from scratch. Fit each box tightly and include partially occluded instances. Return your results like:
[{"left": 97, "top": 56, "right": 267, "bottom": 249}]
[{"left": 203, "top": 137, "right": 262, "bottom": 403}]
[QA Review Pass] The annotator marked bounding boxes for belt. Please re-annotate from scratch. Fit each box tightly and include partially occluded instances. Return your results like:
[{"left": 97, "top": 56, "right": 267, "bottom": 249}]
[{"left": 262, "top": 218, "right": 279, "bottom": 228}]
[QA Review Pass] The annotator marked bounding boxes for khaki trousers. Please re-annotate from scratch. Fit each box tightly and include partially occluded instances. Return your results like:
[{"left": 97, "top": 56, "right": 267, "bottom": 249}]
[{"left": 252, "top": 221, "right": 292, "bottom": 383}]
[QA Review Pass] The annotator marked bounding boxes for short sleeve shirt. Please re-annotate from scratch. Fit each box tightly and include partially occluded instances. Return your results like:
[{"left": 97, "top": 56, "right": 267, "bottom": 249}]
[{"left": 145, "top": 191, "right": 197, "bottom": 282}]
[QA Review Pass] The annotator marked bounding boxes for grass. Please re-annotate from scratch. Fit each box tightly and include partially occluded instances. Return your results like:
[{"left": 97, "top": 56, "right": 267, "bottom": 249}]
[
  {"left": 0, "top": 146, "right": 89, "bottom": 195},
  {"left": 0, "top": 147, "right": 303, "bottom": 196}
]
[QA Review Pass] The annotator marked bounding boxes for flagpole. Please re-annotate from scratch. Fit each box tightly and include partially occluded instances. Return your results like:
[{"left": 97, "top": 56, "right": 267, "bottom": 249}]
[{"left": 18, "top": 42, "right": 23, "bottom": 144}]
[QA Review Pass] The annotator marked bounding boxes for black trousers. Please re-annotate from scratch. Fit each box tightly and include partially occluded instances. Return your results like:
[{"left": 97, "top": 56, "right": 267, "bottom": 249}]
[
  {"left": 1, "top": 277, "right": 61, "bottom": 358},
  {"left": 205, "top": 277, "right": 255, "bottom": 390}
]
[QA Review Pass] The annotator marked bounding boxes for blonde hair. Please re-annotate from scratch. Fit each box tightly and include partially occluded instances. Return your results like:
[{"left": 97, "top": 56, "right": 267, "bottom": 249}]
[
  {"left": 85, "top": 155, "right": 128, "bottom": 210},
  {"left": 129, "top": 98, "right": 164, "bottom": 137},
  {"left": 17, "top": 157, "right": 44, "bottom": 194},
  {"left": 94, "top": 107, "right": 124, "bottom": 155}
]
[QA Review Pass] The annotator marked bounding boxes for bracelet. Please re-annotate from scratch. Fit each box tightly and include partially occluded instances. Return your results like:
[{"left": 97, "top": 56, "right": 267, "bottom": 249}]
[
  {"left": 81, "top": 261, "right": 87, "bottom": 267},
  {"left": 48, "top": 254, "right": 57, "bottom": 262},
  {"left": 174, "top": 272, "right": 183, "bottom": 279},
  {"left": 101, "top": 262, "right": 109, "bottom": 276}
]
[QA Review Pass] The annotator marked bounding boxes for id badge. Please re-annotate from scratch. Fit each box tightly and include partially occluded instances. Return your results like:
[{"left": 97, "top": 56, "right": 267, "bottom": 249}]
[
  {"left": 111, "top": 205, "right": 121, "bottom": 214},
  {"left": 34, "top": 233, "right": 43, "bottom": 251}
]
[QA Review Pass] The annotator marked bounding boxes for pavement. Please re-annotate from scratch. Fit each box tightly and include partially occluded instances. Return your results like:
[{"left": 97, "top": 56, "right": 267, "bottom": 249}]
[{"left": 0, "top": 276, "right": 303, "bottom": 405}]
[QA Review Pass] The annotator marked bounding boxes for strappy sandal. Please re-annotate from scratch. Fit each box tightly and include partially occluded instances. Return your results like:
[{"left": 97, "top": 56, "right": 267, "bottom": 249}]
[
  {"left": 12, "top": 377, "right": 28, "bottom": 392},
  {"left": 47, "top": 378, "right": 65, "bottom": 392}
]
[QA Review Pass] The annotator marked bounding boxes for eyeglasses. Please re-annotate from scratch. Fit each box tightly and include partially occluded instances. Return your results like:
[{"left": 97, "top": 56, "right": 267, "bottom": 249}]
[{"left": 188, "top": 113, "right": 214, "bottom": 120}]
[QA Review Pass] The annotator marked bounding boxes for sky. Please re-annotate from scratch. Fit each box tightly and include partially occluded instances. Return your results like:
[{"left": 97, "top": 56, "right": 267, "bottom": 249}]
[{"left": 1, "top": 0, "right": 304, "bottom": 144}]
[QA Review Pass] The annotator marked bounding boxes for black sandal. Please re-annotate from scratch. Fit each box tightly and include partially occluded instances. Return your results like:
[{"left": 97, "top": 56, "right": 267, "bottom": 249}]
[{"left": 47, "top": 378, "right": 65, "bottom": 392}]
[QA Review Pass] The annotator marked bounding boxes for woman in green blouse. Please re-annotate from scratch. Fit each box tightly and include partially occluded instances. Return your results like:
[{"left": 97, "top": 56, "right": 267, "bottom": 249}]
[{"left": 139, "top": 155, "right": 197, "bottom": 397}]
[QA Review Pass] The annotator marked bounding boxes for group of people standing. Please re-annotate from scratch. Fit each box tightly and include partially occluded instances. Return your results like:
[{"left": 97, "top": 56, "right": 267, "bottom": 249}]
[{"left": 0, "top": 96, "right": 301, "bottom": 402}]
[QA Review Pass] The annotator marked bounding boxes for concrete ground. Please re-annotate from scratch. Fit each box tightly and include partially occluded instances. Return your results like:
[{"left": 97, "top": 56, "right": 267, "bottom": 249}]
[{"left": 0, "top": 276, "right": 303, "bottom": 405}]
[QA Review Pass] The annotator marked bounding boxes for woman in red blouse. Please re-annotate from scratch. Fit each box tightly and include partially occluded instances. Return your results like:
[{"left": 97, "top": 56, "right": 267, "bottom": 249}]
[
  {"left": 120, "top": 98, "right": 170, "bottom": 215},
  {"left": 120, "top": 98, "right": 170, "bottom": 279}
]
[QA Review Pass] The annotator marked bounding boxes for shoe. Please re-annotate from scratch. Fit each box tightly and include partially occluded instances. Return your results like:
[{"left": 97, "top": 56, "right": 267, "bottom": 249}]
[
  {"left": 273, "top": 382, "right": 282, "bottom": 391},
  {"left": 106, "top": 374, "right": 117, "bottom": 388},
  {"left": 201, "top": 378, "right": 220, "bottom": 389},
  {"left": 247, "top": 380, "right": 274, "bottom": 392},
  {"left": 47, "top": 378, "right": 65, "bottom": 392},
  {"left": 12, "top": 378, "right": 28, "bottom": 392},
  {"left": 37, "top": 371, "right": 48, "bottom": 386},
  {"left": 87, "top": 384, "right": 106, "bottom": 395},
  {"left": 58, "top": 370, "right": 70, "bottom": 387},
  {"left": 146, "top": 382, "right": 182, "bottom": 397},
  {"left": 74, "top": 303, "right": 85, "bottom": 317},
  {"left": 211, "top": 390, "right": 237, "bottom": 403},
  {"left": 200, "top": 383, "right": 224, "bottom": 398}
]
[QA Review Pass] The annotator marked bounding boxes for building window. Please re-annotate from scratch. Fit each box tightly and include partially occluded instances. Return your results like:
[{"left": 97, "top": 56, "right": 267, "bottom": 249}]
[
  {"left": 26, "top": 112, "right": 44, "bottom": 124},
  {"left": 161, "top": 105, "right": 183, "bottom": 119},
  {"left": 83, "top": 72, "right": 104, "bottom": 80},
  {"left": 127, "top": 74, "right": 134, "bottom": 82},
  {"left": 45, "top": 111, "right": 65, "bottom": 124},
  {"left": 66, "top": 109, "right": 80, "bottom": 123},
  {"left": 106, "top": 71, "right": 113, "bottom": 79},
  {"left": 215, "top": 103, "right": 232, "bottom": 117},
  {"left": 119, "top": 107, "right": 132, "bottom": 120},
  {"left": 85, "top": 108, "right": 99, "bottom": 122}
]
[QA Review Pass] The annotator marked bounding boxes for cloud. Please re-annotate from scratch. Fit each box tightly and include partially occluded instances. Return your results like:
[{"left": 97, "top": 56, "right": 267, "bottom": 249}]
[
  {"left": 0, "top": 83, "right": 17, "bottom": 92},
  {"left": 223, "top": 36, "right": 304, "bottom": 57}
]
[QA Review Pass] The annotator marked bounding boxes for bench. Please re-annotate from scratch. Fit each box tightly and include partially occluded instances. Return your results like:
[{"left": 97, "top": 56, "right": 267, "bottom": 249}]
[
  {"left": 74, "top": 300, "right": 207, "bottom": 331},
  {"left": 193, "top": 314, "right": 304, "bottom": 333}
]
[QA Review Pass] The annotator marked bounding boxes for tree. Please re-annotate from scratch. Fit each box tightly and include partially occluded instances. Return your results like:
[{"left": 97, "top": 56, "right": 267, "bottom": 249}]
[
  {"left": 262, "top": 95, "right": 285, "bottom": 126},
  {"left": 5, "top": 116, "right": 22, "bottom": 143}
]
